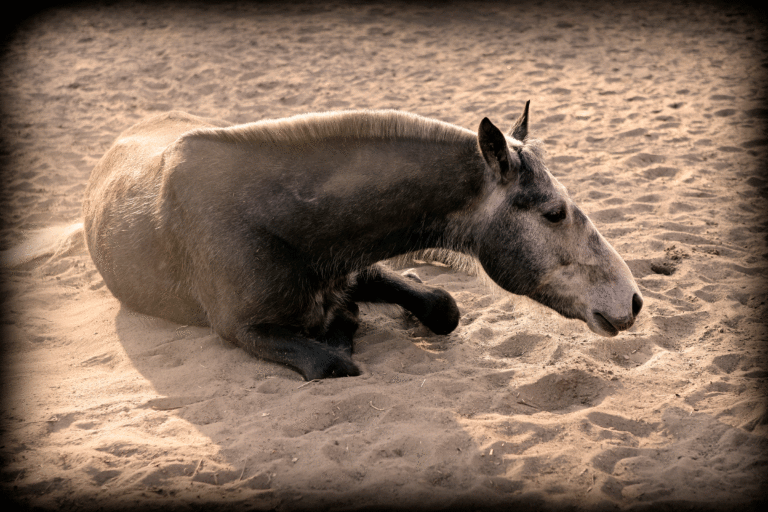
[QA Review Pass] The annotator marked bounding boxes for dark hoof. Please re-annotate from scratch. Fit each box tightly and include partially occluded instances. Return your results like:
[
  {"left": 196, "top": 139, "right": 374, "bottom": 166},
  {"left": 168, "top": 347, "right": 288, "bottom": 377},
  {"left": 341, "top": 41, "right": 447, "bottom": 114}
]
[
  {"left": 302, "top": 351, "right": 360, "bottom": 381},
  {"left": 418, "top": 288, "right": 460, "bottom": 335}
]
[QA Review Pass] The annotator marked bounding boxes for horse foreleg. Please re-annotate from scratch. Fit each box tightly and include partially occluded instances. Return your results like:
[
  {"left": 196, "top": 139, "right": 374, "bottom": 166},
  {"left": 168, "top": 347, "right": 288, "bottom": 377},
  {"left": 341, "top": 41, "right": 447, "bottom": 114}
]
[
  {"left": 351, "top": 264, "right": 460, "bottom": 335},
  {"left": 235, "top": 323, "right": 360, "bottom": 381}
]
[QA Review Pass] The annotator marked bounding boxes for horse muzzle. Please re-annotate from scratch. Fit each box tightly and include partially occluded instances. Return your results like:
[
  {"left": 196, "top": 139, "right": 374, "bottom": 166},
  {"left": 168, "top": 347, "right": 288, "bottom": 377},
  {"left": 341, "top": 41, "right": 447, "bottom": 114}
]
[{"left": 587, "top": 292, "right": 643, "bottom": 337}]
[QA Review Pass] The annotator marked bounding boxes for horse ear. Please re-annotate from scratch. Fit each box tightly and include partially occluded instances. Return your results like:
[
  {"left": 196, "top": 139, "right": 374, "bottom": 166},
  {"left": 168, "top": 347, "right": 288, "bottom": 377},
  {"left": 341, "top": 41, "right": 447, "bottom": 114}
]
[
  {"left": 478, "top": 117, "right": 517, "bottom": 183},
  {"left": 509, "top": 100, "right": 530, "bottom": 141}
]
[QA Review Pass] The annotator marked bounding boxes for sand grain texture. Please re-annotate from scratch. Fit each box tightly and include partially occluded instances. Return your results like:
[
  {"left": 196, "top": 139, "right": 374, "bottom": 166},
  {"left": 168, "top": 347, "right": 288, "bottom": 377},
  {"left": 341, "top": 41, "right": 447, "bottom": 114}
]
[{"left": 1, "top": 1, "right": 767, "bottom": 510}]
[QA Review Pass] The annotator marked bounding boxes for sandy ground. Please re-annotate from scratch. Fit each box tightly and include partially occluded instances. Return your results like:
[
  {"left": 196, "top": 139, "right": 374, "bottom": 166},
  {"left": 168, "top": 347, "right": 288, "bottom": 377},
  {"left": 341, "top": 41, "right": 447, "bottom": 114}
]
[{"left": 1, "top": 1, "right": 767, "bottom": 510}]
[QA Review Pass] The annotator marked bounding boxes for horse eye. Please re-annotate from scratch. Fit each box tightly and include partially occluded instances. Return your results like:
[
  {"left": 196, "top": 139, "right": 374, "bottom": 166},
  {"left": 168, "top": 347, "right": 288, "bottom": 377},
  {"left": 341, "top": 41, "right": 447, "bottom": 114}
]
[{"left": 543, "top": 207, "right": 567, "bottom": 223}]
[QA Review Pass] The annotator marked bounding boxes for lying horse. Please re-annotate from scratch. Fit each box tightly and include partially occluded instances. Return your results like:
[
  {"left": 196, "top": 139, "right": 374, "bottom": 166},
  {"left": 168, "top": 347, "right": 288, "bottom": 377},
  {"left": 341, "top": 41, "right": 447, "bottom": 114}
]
[{"left": 83, "top": 103, "right": 642, "bottom": 380}]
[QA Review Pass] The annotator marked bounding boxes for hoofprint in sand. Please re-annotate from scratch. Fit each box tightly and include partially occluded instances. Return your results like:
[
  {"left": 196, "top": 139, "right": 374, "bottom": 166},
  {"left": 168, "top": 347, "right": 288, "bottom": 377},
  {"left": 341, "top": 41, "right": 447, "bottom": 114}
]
[{"left": 1, "top": 1, "right": 766, "bottom": 511}]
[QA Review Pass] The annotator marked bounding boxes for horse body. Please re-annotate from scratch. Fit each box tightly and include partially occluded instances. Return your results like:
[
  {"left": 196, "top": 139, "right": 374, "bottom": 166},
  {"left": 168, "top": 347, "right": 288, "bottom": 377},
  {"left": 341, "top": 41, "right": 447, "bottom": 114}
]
[{"left": 84, "top": 105, "right": 642, "bottom": 380}]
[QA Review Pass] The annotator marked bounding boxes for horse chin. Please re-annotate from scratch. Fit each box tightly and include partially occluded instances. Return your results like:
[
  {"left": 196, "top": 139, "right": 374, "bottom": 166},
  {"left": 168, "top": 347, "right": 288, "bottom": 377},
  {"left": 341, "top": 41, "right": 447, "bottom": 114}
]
[{"left": 586, "top": 312, "right": 620, "bottom": 337}]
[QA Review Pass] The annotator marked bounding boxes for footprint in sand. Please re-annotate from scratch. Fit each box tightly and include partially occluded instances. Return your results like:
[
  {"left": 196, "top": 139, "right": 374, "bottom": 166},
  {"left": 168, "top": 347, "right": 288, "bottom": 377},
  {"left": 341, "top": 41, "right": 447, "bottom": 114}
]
[
  {"left": 489, "top": 333, "right": 551, "bottom": 360},
  {"left": 80, "top": 352, "right": 120, "bottom": 369},
  {"left": 586, "top": 411, "right": 657, "bottom": 438},
  {"left": 514, "top": 369, "right": 608, "bottom": 412},
  {"left": 84, "top": 467, "right": 122, "bottom": 486}
]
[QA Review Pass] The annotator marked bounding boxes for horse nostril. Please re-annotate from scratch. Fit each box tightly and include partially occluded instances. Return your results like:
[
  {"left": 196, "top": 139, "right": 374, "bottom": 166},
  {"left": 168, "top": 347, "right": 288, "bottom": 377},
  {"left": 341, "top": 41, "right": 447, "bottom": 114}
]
[{"left": 632, "top": 293, "right": 643, "bottom": 318}]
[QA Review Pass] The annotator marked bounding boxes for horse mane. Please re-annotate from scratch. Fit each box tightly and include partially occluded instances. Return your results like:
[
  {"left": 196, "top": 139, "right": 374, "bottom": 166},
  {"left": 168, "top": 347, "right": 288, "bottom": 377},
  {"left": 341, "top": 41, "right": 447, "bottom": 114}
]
[{"left": 184, "top": 110, "right": 476, "bottom": 147}]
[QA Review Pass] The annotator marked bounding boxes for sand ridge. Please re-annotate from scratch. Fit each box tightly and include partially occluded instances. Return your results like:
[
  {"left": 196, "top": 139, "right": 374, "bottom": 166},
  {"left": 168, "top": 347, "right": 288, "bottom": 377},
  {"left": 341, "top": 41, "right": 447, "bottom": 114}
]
[{"left": 1, "top": 1, "right": 767, "bottom": 510}]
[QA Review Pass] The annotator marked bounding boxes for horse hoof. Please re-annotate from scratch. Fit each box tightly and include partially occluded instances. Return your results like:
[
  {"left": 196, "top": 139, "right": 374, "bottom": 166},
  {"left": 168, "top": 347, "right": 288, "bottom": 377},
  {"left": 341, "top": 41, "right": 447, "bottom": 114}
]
[
  {"left": 419, "top": 288, "right": 460, "bottom": 335},
  {"left": 304, "top": 352, "right": 361, "bottom": 380}
]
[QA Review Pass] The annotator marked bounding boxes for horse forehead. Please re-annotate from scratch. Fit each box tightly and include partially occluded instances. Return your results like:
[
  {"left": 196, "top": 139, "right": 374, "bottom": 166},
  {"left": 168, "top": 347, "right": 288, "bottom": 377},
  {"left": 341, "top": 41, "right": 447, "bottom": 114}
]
[
  {"left": 503, "top": 137, "right": 570, "bottom": 199},
  {"left": 547, "top": 170, "right": 569, "bottom": 196},
  {"left": 525, "top": 153, "right": 568, "bottom": 197},
  {"left": 516, "top": 168, "right": 570, "bottom": 209}
]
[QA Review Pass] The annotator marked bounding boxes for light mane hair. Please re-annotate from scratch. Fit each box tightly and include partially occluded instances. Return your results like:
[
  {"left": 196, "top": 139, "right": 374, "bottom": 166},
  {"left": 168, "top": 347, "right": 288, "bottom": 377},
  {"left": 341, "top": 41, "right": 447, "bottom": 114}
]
[{"left": 185, "top": 109, "right": 476, "bottom": 146}]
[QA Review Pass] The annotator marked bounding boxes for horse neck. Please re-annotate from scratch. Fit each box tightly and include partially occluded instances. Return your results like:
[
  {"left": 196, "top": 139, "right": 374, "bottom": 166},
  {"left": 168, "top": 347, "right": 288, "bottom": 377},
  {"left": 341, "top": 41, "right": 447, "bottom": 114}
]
[{"left": 309, "top": 136, "right": 488, "bottom": 272}]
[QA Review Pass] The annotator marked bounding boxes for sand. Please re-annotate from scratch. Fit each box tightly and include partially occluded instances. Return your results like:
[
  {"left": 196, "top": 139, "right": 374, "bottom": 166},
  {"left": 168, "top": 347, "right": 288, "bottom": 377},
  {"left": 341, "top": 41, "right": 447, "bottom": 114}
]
[{"left": 1, "top": 1, "right": 767, "bottom": 510}]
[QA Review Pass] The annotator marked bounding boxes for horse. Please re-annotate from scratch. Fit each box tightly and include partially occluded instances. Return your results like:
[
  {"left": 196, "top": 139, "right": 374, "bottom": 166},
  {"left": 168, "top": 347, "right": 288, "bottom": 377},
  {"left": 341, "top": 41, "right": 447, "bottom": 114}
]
[{"left": 82, "top": 102, "right": 643, "bottom": 380}]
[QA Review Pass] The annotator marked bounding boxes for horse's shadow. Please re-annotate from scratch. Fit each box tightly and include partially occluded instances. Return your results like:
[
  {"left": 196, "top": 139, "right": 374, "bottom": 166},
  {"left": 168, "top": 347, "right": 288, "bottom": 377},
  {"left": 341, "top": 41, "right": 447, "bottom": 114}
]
[{"left": 112, "top": 303, "right": 502, "bottom": 506}]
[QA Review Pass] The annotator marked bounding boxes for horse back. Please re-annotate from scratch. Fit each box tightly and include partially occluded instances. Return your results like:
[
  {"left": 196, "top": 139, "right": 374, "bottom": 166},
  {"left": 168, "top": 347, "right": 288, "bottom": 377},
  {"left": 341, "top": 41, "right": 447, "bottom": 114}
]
[{"left": 85, "top": 111, "right": 231, "bottom": 194}]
